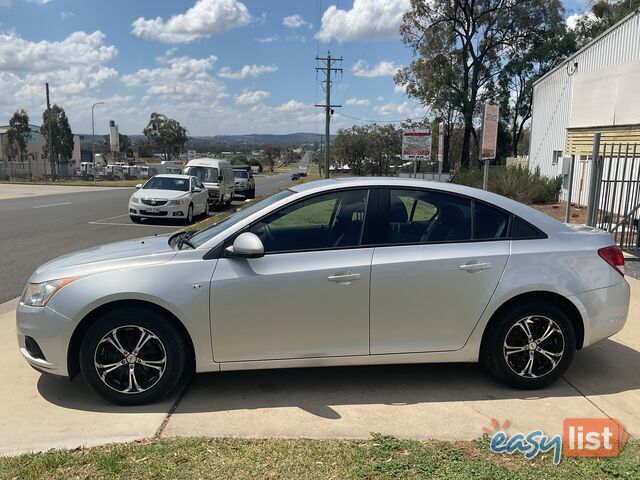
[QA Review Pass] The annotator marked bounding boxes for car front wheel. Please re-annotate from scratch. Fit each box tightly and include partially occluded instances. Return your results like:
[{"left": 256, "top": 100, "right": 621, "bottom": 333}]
[
  {"left": 79, "top": 307, "right": 190, "bottom": 405},
  {"left": 482, "top": 302, "right": 576, "bottom": 389}
]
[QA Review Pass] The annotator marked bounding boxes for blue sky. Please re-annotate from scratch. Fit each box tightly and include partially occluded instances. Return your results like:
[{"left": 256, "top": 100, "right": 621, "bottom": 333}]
[{"left": 0, "top": 0, "right": 590, "bottom": 136}]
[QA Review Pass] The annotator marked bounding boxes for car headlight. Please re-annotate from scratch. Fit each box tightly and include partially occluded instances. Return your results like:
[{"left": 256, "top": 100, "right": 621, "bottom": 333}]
[
  {"left": 21, "top": 277, "right": 80, "bottom": 307},
  {"left": 130, "top": 196, "right": 139, "bottom": 204},
  {"left": 169, "top": 198, "right": 186, "bottom": 205}
]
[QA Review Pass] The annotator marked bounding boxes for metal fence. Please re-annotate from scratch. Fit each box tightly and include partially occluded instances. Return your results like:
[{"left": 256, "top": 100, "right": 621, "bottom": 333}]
[
  {"left": 398, "top": 172, "right": 451, "bottom": 182},
  {"left": 580, "top": 138, "right": 640, "bottom": 252}
]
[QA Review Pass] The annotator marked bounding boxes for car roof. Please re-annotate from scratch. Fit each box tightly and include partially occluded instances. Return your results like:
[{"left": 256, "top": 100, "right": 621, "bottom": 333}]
[
  {"left": 185, "top": 158, "right": 230, "bottom": 166},
  {"left": 289, "top": 177, "right": 567, "bottom": 232},
  {"left": 151, "top": 174, "right": 192, "bottom": 179}
]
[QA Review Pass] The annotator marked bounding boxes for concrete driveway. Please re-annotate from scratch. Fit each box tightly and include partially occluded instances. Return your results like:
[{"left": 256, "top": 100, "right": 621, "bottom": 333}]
[{"left": 1, "top": 278, "right": 638, "bottom": 456}]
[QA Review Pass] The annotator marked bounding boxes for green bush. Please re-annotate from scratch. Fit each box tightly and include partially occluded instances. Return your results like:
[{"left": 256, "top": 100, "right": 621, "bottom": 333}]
[{"left": 450, "top": 165, "right": 561, "bottom": 204}]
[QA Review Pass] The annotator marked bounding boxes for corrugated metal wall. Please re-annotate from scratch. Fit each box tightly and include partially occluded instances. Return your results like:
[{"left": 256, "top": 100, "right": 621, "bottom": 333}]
[{"left": 529, "top": 11, "right": 640, "bottom": 182}]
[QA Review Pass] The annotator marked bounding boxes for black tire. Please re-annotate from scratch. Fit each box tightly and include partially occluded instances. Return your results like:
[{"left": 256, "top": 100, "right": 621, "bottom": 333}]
[
  {"left": 185, "top": 204, "right": 194, "bottom": 224},
  {"left": 79, "top": 307, "right": 190, "bottom": 405},
  {"left": 248, "top": 187, "right": 255, "bottom": 199},
  {"left": 130, "top": 215, "right": 141, "bottom": 223},
  {"left": 482, "top": 302, "right": 575, "bottom": 389}
]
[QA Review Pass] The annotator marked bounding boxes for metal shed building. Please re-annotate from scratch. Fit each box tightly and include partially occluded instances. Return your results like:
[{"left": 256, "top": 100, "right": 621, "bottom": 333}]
[{"left": 529, "top": 9, "right": 640, "bottom": 208}]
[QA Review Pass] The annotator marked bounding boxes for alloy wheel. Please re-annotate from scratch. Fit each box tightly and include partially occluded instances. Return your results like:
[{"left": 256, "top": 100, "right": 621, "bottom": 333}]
[
  {"left": 94, "top": 325, "right": 167, "bottom": 394},
  {"left": 503, "top": 315, "right": 565, "bottom": 379}
]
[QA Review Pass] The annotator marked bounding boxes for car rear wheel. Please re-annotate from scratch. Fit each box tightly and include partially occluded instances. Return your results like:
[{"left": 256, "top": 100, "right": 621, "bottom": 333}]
[
  {"left": 79, "top": 307, "right": 190, "bottom": 405},
  {"left": 482, "top": 302, "right": 575, "bottom": 389}
]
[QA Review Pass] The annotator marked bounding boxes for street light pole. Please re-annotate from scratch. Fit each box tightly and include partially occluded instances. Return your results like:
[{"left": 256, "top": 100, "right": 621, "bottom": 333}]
[{"left": 91, "top": 101, "right": 105, "bottom": 183}]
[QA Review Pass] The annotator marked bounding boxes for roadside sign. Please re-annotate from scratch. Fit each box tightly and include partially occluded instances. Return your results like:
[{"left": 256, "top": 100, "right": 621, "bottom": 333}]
[
  {"left": 402, "top": 129, "right": 432, "bottom": 162},
  {"left": 437, "top": 122, "right": 444, "bottom": 163},
  {"left": 481, "top": 104, "right": 499, "bottom": 160}
]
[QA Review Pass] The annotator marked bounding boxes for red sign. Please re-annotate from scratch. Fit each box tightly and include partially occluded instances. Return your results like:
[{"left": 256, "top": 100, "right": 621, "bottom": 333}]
[{"left": 402, "top": 129, "right": 432, "bottom": 161}]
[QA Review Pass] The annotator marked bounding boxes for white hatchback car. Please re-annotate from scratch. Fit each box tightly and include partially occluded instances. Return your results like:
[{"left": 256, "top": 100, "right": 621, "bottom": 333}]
[{"left": 129, "top": 174, "right": 209, "bottom": 224}]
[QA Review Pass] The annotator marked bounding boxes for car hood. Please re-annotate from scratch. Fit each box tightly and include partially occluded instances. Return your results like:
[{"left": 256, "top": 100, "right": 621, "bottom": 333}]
[
  {"left": 133, "top": 189, "right": 188, "bottom": 200},
  {"left": 30, "top": 235, "right": 178, "bottom": 283}
]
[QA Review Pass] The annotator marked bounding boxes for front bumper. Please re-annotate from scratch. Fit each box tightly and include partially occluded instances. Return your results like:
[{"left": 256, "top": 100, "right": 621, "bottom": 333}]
[
  {"left": 16, "top": 302, "right": 74, "bottom": 377},
  {"left": 129, "top": 201, "right": 189, "bottom": 218}
]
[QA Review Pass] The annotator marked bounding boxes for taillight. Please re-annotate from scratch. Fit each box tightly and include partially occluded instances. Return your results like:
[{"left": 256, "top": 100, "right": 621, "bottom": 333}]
[{"left": 598, "top": 245, "right": 625, "bottom": 276}]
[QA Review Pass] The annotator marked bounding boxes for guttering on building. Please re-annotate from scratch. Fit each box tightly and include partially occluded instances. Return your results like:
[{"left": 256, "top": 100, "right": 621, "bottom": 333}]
[{"left": 529, "top": 9, "right": 640, "bottom": 206}]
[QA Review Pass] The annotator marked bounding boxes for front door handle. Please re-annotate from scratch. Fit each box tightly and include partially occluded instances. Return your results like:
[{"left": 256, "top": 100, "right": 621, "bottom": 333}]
[
  {"left": 327, "top": 272, "right": 362, "bottom": 283},
  {"left": 459, "top": 262, "right": 493, "bottom": 272}
]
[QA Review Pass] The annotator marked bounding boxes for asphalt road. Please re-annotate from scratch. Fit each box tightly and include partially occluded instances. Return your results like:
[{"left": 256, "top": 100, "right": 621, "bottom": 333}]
[{"left": 0, "top": 172, "right": 291, "bottom": 303}]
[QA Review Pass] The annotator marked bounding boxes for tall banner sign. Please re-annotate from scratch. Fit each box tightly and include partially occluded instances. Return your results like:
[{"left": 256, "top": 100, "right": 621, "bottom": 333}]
[
  {"left": 437, "top": 122, "right": 444, "bottom": 163},
  {"left": 481, "top": 104, "right": 499, "bottom": 160}
]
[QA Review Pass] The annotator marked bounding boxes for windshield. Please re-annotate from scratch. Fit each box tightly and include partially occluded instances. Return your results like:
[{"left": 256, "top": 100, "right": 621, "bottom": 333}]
[
  {"left": 234, "top": 170, "right": 248, "bottom": 178},
  {"left": 143, "top": 177, "right": 189, "bottom": 191},
  {"left": 190, "top": 189, "right": 294, "bottom": 247},
  {"left": 184, "top": 166, "right": 218, "bottom": 183}
]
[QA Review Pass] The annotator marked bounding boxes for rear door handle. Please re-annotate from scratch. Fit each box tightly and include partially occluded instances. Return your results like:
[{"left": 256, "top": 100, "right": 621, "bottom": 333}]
[
  {"left": 459, "top": 262, "right": 492, "bottom": 272},
  {"left": 327, "top": 273, "right": 362, "bottom": 283}
]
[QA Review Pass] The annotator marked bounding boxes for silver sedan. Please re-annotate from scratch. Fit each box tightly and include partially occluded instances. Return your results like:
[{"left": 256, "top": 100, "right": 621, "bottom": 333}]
[{"left": 16, "top": 177, "right": 630, "bottom": 404}]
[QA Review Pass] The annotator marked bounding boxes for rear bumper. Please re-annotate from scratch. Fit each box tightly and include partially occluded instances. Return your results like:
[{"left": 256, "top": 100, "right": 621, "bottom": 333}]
[{"left": 572, "top": 279, "right": 630, "bottom": 348}]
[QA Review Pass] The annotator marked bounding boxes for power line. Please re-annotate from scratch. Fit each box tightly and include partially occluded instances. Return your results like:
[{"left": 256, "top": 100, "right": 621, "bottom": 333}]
[{"left": 335, "top": 111, "right": 429, "bottom": 124}]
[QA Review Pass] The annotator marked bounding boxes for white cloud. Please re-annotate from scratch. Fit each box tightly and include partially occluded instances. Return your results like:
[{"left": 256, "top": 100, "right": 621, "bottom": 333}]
[
  {"left": 60, "top": 11, "right": 74, "bottom": 20},
  {"left": 352, "top": 60, "right": 401, "bottom": 78},
  {"left": 235, "top": 89, "right": 270, "bottom": 105},
  {"left": 0, "top": 30, "right": 118, "bottom": 118},
  {"left": 275, "top": 99, "right": 306, "bottom": 112},
  {"left": 566, "top": 11, "right": 596, "bottom": 30},
  {"left": 217, "top": 63, "right": 277, "bottom": 79},
  {"left": 257, "top": 35, "right": 278, "bottom": 43},
  {"left": 0, "top": 30, "right": 117, "bottom": 73},
  {"left": 374, "top": 102, "right": 412, "bottom": 116},
  {"left": 131, "top": 0, "right": 251, "bottom": 43},
  {"left": 121, "top": 55, "right": 224, "bottom": 102},
  {"left": 394, "top": 83, "right": 407, "bottom": 94},
  {"left": 283, "top": 14, "right": 307, "bottom": 28},
  {"left": 316, "top": 0, "right": 410, "bottom": 43},
  {"left": 346, "top": 97, "right": 370, "bottom": 106}
]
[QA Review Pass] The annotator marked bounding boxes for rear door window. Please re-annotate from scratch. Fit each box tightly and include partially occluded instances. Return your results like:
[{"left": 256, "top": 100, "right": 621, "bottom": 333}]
[{"left": 382, "top": 189, "right": 472, "bottom": 244}]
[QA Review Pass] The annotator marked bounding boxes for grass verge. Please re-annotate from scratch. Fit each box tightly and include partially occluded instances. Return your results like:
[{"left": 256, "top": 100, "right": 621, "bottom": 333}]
[
  {"left": 0, "top": 179, "right": 141, "bottom": 187},
  {"left": 1, "top": 435, "right": 638, "bottom": 479}
]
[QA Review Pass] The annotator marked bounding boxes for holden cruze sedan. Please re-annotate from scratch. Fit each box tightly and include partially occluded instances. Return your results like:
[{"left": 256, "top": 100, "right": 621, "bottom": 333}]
[
  {"left": 17, "top": 178, "right": 630, "bottom": 405},
  {"left": 129, "top": 174, "right": 209, "bottom": 224}
]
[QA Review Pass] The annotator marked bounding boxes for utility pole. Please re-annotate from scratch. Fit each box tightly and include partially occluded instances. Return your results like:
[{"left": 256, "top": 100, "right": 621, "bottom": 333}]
[
  {"left": 45, "top": 83, "right": 55, "bottom": 181},
  {"left": 91, "top": 101, "right": 105, "bottom": 183},
  {"left": 315, "top": 51, "right": 342, "bottom": 179}
]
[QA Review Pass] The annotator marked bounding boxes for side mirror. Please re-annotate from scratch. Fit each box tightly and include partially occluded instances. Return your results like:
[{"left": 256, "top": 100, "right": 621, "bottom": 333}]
[
  {"left": 193, "top": 186, "right": 204, "bottom": 192},
  {"left": 135, "top": 183, "right": 143, "bottom": 189},
  {"left": 225, "top": 232, "right": 264, "bottom": 259},
  {"left": 217, "top": 175, "right": 224, "bottom": 182}
]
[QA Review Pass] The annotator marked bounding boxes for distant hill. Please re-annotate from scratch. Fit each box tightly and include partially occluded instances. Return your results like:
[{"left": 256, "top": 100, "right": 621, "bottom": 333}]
[{"left": 110, "top": 132, "right": 331, "bottom": 147}]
